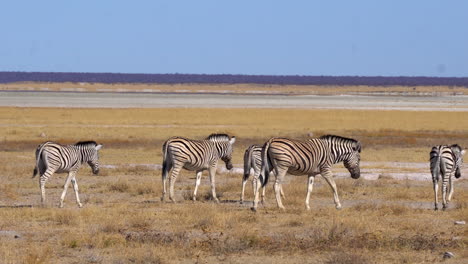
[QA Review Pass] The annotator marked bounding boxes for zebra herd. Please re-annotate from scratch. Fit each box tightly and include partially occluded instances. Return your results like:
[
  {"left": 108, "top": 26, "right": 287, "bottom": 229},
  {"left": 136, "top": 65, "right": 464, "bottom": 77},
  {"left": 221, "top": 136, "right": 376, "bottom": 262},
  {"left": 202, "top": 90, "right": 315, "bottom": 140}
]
[{"left": 32, "top": 133, "right": 464, "bottom": 211}]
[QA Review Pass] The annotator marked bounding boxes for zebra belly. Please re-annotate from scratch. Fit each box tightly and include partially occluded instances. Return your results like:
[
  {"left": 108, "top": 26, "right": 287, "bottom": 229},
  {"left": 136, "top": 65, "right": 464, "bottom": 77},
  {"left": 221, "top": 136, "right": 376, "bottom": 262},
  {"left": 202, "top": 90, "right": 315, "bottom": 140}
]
[
  {"left": 183, "top": 163, "right": 208, "bottom": 171},
  {"left": 287, "top": 167, "right": 319, "bottom": 176}
]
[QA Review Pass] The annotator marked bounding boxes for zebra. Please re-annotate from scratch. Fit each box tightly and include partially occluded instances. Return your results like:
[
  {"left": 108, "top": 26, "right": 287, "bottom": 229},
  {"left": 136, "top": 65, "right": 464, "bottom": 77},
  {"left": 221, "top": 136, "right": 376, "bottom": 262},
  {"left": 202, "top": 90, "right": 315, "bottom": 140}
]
[
  {"left": 161, "top": 133, "right": 236, "bottom": 203},
  {"left": 240, "top": 144, "right": 284, "bottom": 205},
  {"left": 256, "top": 135, "right": 361, "bottom": 211},
  {"left": 32, "top": 141, "right": 103, "bottom": 208},
  {"left": 430, "top": 144, "right": 465, "bottom": 210}
]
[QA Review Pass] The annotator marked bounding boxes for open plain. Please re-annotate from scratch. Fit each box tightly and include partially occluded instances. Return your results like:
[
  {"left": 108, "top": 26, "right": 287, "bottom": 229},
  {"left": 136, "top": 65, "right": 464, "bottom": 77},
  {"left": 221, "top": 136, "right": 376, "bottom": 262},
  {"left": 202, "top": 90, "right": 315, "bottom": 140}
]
[{"left": 0, "top": 84, "right": 467, "bottom": 263}]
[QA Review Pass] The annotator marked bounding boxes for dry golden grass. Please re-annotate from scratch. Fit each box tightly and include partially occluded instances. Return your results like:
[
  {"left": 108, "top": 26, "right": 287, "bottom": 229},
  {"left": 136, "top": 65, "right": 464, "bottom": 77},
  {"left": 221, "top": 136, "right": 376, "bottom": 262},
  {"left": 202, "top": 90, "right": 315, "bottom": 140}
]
[{"left": 0, "top": 106, "right": 467, "bottom": 263}]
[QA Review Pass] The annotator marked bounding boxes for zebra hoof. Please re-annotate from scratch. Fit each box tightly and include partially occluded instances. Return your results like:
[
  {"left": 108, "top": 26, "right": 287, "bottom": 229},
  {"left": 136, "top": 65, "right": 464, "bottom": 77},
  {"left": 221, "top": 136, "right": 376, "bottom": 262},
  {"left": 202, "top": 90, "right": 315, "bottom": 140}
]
[
  {"left": 336, "top": 205, "right": 342, "bottom": 210},
  {"left": 250, "top": 207, "right": 257, "bottom": 212},
  {"left": 78, "top": 203, "right": 83, "bottom": 208},
  {"left": 240, "top": 200, "right": 244, "bottom": 204}
]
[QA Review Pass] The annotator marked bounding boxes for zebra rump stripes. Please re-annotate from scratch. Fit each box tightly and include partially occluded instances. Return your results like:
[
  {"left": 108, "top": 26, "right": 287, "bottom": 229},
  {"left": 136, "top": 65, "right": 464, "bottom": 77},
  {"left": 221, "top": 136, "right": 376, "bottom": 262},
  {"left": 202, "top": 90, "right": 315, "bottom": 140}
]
[
  {"left": 161, "top": 133, "right": 236, "bottom": 203},
  {"left": 32, "top": 141, "right": 103, "bottom": 208},
  {"left": 430, "top": 144, "right": 465, "bottom": 210},
  {"left": 240, "top": 144, "right": 284, "bottom": 205},
  {"left": 258, "top": 135, "right": 361, "bottom": 211}
]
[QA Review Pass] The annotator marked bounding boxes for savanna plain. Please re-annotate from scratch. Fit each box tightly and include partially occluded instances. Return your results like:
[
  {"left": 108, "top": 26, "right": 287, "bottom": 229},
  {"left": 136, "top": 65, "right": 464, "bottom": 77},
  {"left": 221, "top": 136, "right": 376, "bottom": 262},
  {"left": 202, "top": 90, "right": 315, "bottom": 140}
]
[{"left": 0, "top": 86, "right": 467, "bottom": 264}]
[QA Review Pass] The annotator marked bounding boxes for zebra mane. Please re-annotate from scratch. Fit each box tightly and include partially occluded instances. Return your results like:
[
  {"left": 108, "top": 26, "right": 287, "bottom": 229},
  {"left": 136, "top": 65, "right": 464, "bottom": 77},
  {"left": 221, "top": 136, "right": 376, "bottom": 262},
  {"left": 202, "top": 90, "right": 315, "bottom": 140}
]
[
  {"left": 319, "top": 135, "right": 361, "bottom": 152},
  {"left": 74, "top": 141, "right": 98, "bottom": 147},
  {"left": 206, "top": 133, "right": 231, "bottom": 142}
]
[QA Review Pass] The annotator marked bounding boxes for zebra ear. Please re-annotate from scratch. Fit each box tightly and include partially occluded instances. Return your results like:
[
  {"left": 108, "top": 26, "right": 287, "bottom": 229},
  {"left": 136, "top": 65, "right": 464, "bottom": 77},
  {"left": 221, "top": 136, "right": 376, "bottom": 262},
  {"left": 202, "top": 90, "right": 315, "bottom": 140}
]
[
  {"left": 462, "top": 150, "right": 466, "bottom": 156},
  {"left": 354, "top": 142, "right": 362, "bottom": 153},
  {"left": 229, "top": 136, "right": 236, "bottom": 145},
  {"left": 95, "top": 144, "right": 103, "bottom": 151}
]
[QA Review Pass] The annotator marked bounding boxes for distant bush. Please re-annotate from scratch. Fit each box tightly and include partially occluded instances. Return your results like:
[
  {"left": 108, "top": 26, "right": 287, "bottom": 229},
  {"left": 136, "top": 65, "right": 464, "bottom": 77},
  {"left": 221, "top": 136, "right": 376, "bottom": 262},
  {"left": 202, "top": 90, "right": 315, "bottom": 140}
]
[{"left": 1, "top": 71, "right": 468, "bottom": 87}]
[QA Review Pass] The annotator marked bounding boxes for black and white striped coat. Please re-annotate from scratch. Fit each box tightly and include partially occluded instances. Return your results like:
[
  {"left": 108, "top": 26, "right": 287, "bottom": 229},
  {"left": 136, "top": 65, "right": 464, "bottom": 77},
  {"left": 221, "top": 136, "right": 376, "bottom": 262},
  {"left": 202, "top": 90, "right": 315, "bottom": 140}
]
[
  {"left": 32, "top": 141, "right": 103, "bottom": 208},
  {"left": 430, "top": 144, "right": 465, "bottom": 210},
  {"left": 257, "top": 135, "right": 361, "bottom": 211},
  {"left": 240, "top": 144, "right": 283, "bottom": 205},
  {"left": 161, "top": 134, "right": 236, "bottom": 203}
]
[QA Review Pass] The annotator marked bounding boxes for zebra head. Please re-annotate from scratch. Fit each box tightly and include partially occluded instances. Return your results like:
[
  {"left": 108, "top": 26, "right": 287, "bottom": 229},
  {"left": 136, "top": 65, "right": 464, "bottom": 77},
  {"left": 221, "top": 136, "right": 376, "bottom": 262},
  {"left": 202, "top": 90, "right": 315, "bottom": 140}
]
[
  {"left": 321, "top": 135, "right": 362, "bottom": 179},
  {"left": 207, "top": 134, "right": 236, "bottom": 170},
  {"left": 76, "top": 141, "right": 103, "bottom": 175},
  {"left": 450, "top": 144, "right": 465, "bottom": 179}
]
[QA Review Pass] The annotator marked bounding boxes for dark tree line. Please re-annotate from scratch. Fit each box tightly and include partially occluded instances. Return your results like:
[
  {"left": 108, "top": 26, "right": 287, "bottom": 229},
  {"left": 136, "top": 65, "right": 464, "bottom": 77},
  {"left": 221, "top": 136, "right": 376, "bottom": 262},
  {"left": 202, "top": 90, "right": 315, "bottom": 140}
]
[{"left": 1, "top": 71, "right": 467, "bottom": 87}]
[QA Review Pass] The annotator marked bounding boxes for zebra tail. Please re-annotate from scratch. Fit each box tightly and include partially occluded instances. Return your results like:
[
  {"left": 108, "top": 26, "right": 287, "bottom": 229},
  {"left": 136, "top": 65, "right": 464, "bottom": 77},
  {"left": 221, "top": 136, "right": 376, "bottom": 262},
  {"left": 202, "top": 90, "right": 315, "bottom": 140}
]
[
  {"left": 243, "top": 147, "right": 252, "bottom": 182},
  {"left": 32, "top": 142, "right": 48, "bottom": 178},
  {"left": 430, "top": 152, "right": 441, "bottom": 182},
  {"left": 261, "top": 140, "right": 272, "bottom": 188},
  {"left": 161, "top": 141, "right": 170, "bottom": 181}
]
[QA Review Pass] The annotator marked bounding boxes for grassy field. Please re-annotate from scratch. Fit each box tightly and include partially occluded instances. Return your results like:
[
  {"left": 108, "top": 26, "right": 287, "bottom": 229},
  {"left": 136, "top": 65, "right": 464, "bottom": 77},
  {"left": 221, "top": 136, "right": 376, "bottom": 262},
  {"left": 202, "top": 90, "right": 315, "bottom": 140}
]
[{"left": 0, "top": 106, "right": 467, "bottom": 263}]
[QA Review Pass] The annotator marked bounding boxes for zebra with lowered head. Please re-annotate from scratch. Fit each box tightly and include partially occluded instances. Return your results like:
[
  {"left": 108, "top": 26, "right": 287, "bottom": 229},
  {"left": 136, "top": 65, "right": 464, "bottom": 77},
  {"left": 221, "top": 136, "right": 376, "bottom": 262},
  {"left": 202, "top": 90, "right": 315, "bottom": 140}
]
[
  {"left": 161, "top": 133, "right": 236, "bottom": 203},
  {"left": 430, "top": 144, "right": 465, "bottom": 210},
  {"left": 32, "top": 141, "right": 103, "bottom": 208},
  {"left": 257, "top": 135, "right": 361, "bottom": 211},
  {"left": 240, "top": 144, "right": 284, "bottom": 205}
]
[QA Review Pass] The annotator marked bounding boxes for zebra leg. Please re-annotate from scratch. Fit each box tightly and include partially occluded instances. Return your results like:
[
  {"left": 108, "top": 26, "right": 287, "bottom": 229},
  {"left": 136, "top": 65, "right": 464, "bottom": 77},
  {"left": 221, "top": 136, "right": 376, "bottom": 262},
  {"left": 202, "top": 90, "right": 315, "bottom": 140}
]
[
  {"left": 321, "top": 170, "right": 342, "bottom": 210},
  {"left": 447, "top": 174, "right": 454, "bottom": 202},
  {"left": 71, "top": 175, "right": 83, "bottom": 208},
  {"left": 305, "top": 175, "right": 315, "bottom": 210},
  {"left": 59, "top": 172, "right": 74, "bottom": 208},
  {"left": 169, "top": 165, "right": 182, "bottom": 203},
  {"left": 193, "top": 170, "right": 203, "bottom": 201},
  {"left": 240, "top": 177, "right": 248, "bottom": 204},
  {"left": 39, "top": 168, "right": 54, "bottom": 207},
  {"left": 161, "top": 159, "right": 172, "bottom": 202},
  {"left": 433, "top": 179, "right": 439, "bottom": 210},
  {"left": 208, "top": 166, "right": 219, "bottom": 203},
  {"left": 442, "top": 176, "right": 448, "bottom": 210},
  {"left": 274, "top": 168, "right": 287, "bottom": 210},
  {"left": 252, "top": 177, "right": 262, "bottom": 211},
  {"left": 261, "top": 181, "right": 266, "bottom": 204}
]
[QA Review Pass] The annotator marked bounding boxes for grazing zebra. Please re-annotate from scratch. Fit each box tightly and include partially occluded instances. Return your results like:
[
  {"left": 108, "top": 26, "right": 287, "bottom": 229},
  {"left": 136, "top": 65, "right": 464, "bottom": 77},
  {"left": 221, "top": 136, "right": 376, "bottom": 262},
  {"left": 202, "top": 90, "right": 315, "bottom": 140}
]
[
  {"left": 32, "top": 141, "right": 103, "bottom": 208},
  {"left": 240, "top": 144, "right": 284, "bottom": 205},
  {"left": 429, "top": 144, "right": 465, "bottom": 210},
  {"left": 161, "top": 133, "right": 236, "bottom": 203},
  {"left": 257, "top": 135, "right": 361, "bottom": 211}
]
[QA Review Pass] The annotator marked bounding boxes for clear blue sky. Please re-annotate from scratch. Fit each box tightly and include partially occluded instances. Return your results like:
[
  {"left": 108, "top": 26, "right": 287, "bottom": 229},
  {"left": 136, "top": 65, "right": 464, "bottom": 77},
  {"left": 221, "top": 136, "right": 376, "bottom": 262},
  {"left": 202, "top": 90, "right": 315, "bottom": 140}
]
[{"left": 1, "top": 1, "right": 467, "bottom": 77}]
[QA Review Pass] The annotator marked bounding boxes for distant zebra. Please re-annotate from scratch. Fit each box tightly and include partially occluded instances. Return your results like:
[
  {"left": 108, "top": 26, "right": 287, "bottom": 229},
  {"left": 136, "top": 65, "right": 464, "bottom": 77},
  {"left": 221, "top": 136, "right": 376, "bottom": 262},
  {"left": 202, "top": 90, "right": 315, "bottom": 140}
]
[
  {"left": 240, "top": 144, "right": 284, "bottom": 205},
  {"left": 32, "top": 141, "right": 103, "bottom": 208},
  {"left": 257, "top": 135, "right": 361, "bottom": 211},
  {"left": 430, "top": 144, "right": 465, "bottom": 210},
  {"left": 161, "top": 134, "right": 236, "bottom": 203}
]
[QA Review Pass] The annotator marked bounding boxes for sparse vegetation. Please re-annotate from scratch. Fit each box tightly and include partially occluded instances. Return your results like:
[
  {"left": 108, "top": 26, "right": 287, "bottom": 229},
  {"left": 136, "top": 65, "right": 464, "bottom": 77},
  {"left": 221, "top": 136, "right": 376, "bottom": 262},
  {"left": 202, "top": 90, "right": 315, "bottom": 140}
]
[{"left": 0, "top": 105, "right": 467, "bottom": 263}]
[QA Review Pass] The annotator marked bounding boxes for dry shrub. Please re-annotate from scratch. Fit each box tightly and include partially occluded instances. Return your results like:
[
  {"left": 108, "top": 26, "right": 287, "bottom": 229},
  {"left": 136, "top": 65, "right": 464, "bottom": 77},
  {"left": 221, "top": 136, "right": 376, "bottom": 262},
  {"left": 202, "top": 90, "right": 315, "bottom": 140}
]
[
  {"left": 354, "top": 203, "right": 409, "bottom": 216},
  {"left": 52, "top": 210, "right": 79, "bottom": 226},
  {"left": 326, "top": 252, "right": 372, "bottom": 264},
  {"left": 23, "top": 245, "right": 53, "bottom": 264},
  {"left": 109, "top": 179, "right": 130, "bottom": 193},
  {"left": 133, "top": 182, "right": 158, "bottom": 195},
  {"left": 0, "top": 184, "right": 19, "bottom": 200},
  {"left": 128, "top": 213, "right": 154, "bottom": 229}
]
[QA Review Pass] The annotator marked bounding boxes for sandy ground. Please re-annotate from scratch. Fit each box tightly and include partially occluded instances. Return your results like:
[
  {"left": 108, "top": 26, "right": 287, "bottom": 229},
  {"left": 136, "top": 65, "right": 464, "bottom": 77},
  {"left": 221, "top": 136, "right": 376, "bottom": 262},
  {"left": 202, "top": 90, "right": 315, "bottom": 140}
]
[{"left": 1, "top": 91, "right": 468, "bottom": 111}]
